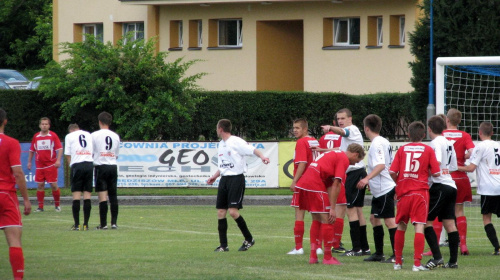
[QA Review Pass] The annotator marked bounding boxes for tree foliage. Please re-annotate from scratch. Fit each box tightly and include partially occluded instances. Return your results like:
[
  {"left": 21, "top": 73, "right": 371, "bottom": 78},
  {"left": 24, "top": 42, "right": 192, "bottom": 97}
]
[
  {"left": 0, "top": 0, "right": 52, "bottom": 69},
  {"left": 409, "top": 0, "right": 500, "bottom": 120},
  {"left": 39, "top": 35, "right": 205, "bottom": 140}
]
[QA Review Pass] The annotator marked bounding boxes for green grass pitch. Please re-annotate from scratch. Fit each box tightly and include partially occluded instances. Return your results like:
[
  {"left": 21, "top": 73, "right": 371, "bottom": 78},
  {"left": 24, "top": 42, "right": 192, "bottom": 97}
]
[{"left": 1, "top": 205, "right": 498, "bottom": 279}]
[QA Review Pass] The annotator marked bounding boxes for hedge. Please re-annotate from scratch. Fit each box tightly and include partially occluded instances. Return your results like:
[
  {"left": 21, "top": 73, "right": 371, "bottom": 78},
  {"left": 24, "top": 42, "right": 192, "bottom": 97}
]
[{"left": 0, "top": 90, "right": 416, "bottom": 141}]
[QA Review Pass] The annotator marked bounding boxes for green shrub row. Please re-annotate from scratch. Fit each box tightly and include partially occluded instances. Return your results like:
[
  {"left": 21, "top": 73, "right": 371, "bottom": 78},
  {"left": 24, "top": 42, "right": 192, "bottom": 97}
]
[{"left": 0, "top": 90, "right": 416, "bottom": 141}]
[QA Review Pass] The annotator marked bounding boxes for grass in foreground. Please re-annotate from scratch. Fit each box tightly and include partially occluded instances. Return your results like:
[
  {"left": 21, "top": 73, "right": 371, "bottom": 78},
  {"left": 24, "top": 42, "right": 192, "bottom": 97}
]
[{"left": 0, "top": 205, "right": 497, "bottom": 279}]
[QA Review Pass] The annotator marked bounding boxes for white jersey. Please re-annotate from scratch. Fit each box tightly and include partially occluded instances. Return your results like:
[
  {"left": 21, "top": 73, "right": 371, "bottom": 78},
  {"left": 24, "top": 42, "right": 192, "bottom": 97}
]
[
  {"left": 218, "top": 136, "right": 256, "bottom": 176},
  {"left": 339, "top": 124, "right": 365, "bottom": 172},
  {"left": 367, "top": 136, "right": 395, "bottom": 197},
  {"left": 92, "top": 129, "right": 120, "bottom": 165},
  {"left": 429, "top": 135, "right": 457, "bottom": 188},
  {"left": 469, "top": 140, "right": 500, "bottom": 195},
  {"left": 64, "top": 130, "right": 93, "bottom": 166}
]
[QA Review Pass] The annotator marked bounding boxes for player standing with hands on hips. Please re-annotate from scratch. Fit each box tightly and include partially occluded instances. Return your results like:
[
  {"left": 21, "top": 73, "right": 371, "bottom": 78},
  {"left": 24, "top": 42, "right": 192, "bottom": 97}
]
[
  {"left": 207, "top": 119, "right": 270, "bottom": 252},
  {"left": 92, "top": 112, "right": 120, "bottom": 230},
  {"left": 0, "top": 108, "right": 31, "bottom": 280}
]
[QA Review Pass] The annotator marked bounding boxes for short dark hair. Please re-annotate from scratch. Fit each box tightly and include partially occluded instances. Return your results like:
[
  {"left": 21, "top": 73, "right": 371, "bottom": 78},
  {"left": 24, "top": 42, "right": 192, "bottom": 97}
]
[
  {"left": 217, "top": 119, "right": 232, "bottom": 133},
  {"left": 337, "top": 108, "right": 352, "bottom": 118},
  {"left": 427, "top": 115, "right": 446, "bottom": 135},
  {"left": 408, "top": 121, "right": 426, "bottom": 142},
  {"left": 98, "top": 111, "right": 113, "bottom": 126},
  {"left": 363, "top": 114, "right": 382, "bottom": 134},
  {"left": 0, "top": 108, "right": 7, "bottom": 124},
  {"left": 39, "top": 117, "right": 50, "bottom": 125},
  {"left": 293, "top": 118, "right": 308, "bottom": 129},
  {"left": 446, "top": 108, "right": 462, "bottom": 126},
  {"left": 480, "top": 122, "right": 494, "bottom": 136}
]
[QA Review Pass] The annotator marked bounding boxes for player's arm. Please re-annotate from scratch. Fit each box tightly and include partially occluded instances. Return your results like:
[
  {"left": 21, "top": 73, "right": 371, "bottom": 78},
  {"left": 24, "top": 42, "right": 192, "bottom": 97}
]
[
  {"left": 389, "top": 171, "right": 398, "bottom": 183},
  {"left": 27, "top": 151, "right": 34, "bottom": 170},
  {"left": 253, "top": 149, "right": 270, "bottom": 164},
  {"left": 464, "top": 148, "right": 474, "bottom": 160},
  {"left": 207, "top": 170, "right": 220, "bottom": 185},
  {"left": 457, "top": 163, "right": 477, "bottom": 173},
  {"left": 290, "top": 162, "right": 307, "bottom": 191},
  {"left": 326, "top": 179, "right": 341, "bottom": 223},
  {"left": 55, "top": 148, "right": 63, "bottom": 168},
  {"left": 321, "top": 125, "right": 345, "bottom": 136},
  {"left": 12, "top": 166, "right": 31, "bottom": 215},
  {"left": 357, "top": 164, "right": 385, "bottom": 189}
]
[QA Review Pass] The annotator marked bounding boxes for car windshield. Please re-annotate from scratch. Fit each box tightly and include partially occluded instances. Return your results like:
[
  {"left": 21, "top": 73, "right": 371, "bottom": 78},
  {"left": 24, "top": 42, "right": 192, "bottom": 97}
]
[{"left": 0, "top": 71, "right": 28, "bottom": 81}]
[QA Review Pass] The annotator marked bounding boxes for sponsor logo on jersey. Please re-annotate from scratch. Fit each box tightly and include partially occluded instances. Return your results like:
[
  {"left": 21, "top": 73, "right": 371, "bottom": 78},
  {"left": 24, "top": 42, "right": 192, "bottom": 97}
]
[
  {"left": 37, "top": 140, "right": 51, "bottom": 150},
  {"left": 403, "top": 146, "right": 425, "bottom": 152},
  {"left": 100, "top": 152, "right": 116, "bottom": 157},
  {"left": 308, "top": 140, "right": 319, "bottom": 147},
  {"left": 443, "top": 132, "right": 463, "bottom": 138},
  {"left": 324, "top": 134, "right": 340, "bottom": 140},
  {"left": 76, "top": 150, "right": 92, "bottom": 155}
]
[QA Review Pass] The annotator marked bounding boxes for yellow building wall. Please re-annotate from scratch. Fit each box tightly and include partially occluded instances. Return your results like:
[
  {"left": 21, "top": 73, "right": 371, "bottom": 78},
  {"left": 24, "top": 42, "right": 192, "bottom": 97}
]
[{"left": 55, "top": 0, "right": 418, "bottom": 94}]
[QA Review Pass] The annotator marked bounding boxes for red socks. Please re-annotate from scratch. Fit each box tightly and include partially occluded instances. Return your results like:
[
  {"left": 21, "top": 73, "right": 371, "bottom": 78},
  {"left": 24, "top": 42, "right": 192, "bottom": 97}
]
[
  {"left": 456, "top": 216, "right": 467, "bottom": 245},
  {"left": 36, "top": 191, "right": 45, "bottom": 209},
  {"left": 310, "top": 220, "right": 321, "bottom": 250},
  {"left": 294, "top": 221, "right": 305, "bottom": 250},
  {"left": 394, "top": 229, "right": 405, "bottom": 264},
  {"left": 321, "top": 223, "right": 334, "bottom": 260},
  {"left": 332, "top": 218, "right": 344, "bottom": 248},
  {"left": 414, "top": 232, "right": 425, "bottom": 266},
  {"left": 9, "top": 247, "right": 24, "bottom": 280},
  {"left": 52, "top": 189, "right": 61, "bottom": 207},
  {"left": 432, "top": 218, "right": 443, "bottom": 241}
]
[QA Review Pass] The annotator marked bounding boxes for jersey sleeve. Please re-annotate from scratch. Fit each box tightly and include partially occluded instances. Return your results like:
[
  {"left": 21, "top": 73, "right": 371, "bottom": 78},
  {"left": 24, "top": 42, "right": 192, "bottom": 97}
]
[
  {"left": 232, "top": 137, "right": 256, "bottom": 156},
  {"left": 29, "top": 134, "right": 37, "bottom": 152},
  {"left": 469, "top": 143, "right": 484, "bottom": 166},
  {"left": 371, "top": 141, "right": 386, "bottom": 166},
  {"left": 464, "top": 133, "right": 475, "bottom": 150},
  {"left": 64, "top": 135, "right": 71, "bottom": 156},
  {"left": 432, "top": 141, "right": 443, "bottom": 164},
  {"left": 9, "top": 140, "right": 22, "bottom": 167},
  {"left": 428, "top": 146, "right": 441, "bottom": 175},
  {"left": 53, "top": 132, "right": 63, "bottom": 151},
  {"left": 294, "top": 139, "right": 308, "bottom": 164},
  {"left": 389, "top": 149, "right": 401, "bottom": 174},
  {"left": 333, "top": 155, "right": 349, "bottom": 182}
]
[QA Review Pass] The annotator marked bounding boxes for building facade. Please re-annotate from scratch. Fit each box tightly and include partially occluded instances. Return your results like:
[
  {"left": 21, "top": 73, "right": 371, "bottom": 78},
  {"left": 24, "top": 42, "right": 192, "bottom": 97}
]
[{"left": 54, "top": 0, "right": 421, "bottom": 94}]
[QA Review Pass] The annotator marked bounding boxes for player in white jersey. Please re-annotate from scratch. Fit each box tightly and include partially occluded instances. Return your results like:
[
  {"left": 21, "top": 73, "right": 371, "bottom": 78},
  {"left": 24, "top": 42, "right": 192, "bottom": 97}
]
[
  {"left": 458, "top": 122, "right": 500, "bottom": 255},
  {"left": 207, "top": 119, "right": 270, "bottom": 252},
  {"left": 423, "top": 116, "right": 460, "bottom": 269},
  {"left": 322, "top": 108, "right": 369, "bottom": 256},
  {"left": 356, "top": 114, "right": 397, "bottom": 262},
  {"left": 92, "top": 112, "right": 120, "bottom": 230},
  {"left": 64, "top": 124, "right": 94, "bottom": 231}
]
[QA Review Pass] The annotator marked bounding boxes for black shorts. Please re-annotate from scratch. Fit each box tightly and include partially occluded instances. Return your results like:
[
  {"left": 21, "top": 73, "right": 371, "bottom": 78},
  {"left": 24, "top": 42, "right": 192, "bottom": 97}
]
[
  {"left": 216, "top": 174, "right": 246, "bottom": 210},
  {"left": 371, "top": 188, "right": 395, "bottom": 218},
  {"left": 481, "top": 195, "right": 500, "bottom": 217},
  {"left": 345, "top": 168, "right": 367, "bottom": 208},
  {"left": 70, "top": 162, "right": 94, "bottom": 193},
  {"left": 94, "top": 165, "right": 118, "bottom": 195},
  {"left": 427, "top": 183, "right": 457, "bottom": 222}
]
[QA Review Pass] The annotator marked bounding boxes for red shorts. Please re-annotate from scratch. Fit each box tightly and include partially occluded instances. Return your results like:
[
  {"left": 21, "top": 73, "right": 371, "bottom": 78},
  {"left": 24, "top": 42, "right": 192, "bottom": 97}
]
[
  {"left": 336, "top": 183, "right": 346, "bottom": 205},
  {"left": 395, "top": 190, "right": 429, "bottom": 225},
  {"left": 454, "top": 177, "right": 472, "bottom": 204},
  {"left": 297, "top": 188, "right": 331, "bottom": 213},
  {"left": 35, "top": 165, "right": 58, "bottom": 183},
  {"left": 0, "top": 191, "right": 22, "bottom": 228}
]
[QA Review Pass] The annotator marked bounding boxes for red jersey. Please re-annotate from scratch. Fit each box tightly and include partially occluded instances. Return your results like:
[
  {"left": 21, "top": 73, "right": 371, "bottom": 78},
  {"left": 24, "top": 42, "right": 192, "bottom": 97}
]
[
  {"left": 293, "top": 136, "right": 319, "bottom": 176},
  {"left": 296, "top": 151, "right": 350, "bottom": 192},
  {"left": 319, "top": 132, "right": 342, "bottom": 151},
  {"left": 389, "top": 143, "right": 440, "bottom": 197},
  {"left": 443, "top": 129, "right": 475, "bottom": 179},
  {"left": 30, "top": 131, "right": 62, "bottom": 166},
  {"left": 0, "top": 133, "right": 22, "bottom": 191}
]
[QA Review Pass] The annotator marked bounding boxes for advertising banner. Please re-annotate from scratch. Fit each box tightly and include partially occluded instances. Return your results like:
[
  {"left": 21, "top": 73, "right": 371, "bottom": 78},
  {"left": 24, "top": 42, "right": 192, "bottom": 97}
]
[{"left": 117, "top": 141, "right": 279, "bottom": 188}]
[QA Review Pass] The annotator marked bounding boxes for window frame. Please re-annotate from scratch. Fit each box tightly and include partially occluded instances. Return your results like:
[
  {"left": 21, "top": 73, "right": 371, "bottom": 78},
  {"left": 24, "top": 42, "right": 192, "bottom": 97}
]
[
  {"left": 123, "top": 22, "right": 145, "bottom": 44},
  {"left": 82, "top": 23, "right": 104, "bottom": 43},
  {"left": 377, "top": 17, "right": 383, "bottom": 46},
  {"left": 217, "top": 19, "right": 243, "bottom": 47},
  {"left": 399, "top": 16, "right": 405, "bottom": 45},
  {"left": 333, "top": 18, "right": 360, "bottom": 46}
]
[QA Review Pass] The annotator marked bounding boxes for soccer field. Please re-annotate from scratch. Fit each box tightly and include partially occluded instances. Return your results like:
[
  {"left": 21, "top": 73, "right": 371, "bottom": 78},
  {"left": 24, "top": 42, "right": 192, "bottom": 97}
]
[{"left": 1, "top": 205, "right": 498, "bottom": 279}]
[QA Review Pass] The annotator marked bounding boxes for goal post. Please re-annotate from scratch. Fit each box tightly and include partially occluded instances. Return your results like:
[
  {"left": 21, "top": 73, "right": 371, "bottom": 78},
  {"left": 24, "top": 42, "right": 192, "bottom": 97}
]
[{"left": 436, "top": 56, "right": 500, "bottom": 140}]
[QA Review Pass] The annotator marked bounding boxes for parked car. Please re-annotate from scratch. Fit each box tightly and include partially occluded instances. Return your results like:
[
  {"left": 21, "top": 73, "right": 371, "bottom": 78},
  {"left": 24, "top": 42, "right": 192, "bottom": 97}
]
[{"left": 0, "top": 69, "right": 41, "bottom": 90}]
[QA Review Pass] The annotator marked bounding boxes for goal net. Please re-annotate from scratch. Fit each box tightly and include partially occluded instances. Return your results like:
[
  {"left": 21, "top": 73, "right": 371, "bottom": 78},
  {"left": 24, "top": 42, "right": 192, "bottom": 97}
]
[{"left": 436, "top": 56, "right": 500, "bottom": 141}]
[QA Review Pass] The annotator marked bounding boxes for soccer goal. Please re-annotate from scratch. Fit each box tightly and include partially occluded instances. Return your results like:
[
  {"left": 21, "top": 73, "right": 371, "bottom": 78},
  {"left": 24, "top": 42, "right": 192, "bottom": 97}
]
[{"left": 436, "top": 56, "right": 500, "bottom": 141}]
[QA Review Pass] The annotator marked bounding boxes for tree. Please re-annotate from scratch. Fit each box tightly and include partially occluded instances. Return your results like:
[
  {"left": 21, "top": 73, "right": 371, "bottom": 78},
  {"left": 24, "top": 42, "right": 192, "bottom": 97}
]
[
  {"left": 409, "top": 0, "right": 500, "bottom": 121},
  {"left": 39, "top": 35, "right": 205, "bottom": 140},
  {"left": 0, "top": 0, "right": 52, "bottom": 69}
]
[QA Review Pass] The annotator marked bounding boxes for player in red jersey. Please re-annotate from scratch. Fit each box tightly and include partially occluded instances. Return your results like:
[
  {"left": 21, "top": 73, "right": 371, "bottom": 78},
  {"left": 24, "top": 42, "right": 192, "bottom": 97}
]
[
  {"left": 27, "top": 117, "right": 63, "bottom": 212},
  {"left": 0, "top": 108, "right": 32, "bottom": 280},
  {"left": 389, "top": 121, "right": 441, "bottom": 272},
  {"left": 296, "top": 143, "right": 365, "bottom": 265},
  {"left": 314, "top": 117, "right": 346, "bottom": 253},
  {"left": 288, "top": 119, "right": 320, "bottom": 255},
  {"left": 443, "top": 108, "right": 474, "bottom": 255}
]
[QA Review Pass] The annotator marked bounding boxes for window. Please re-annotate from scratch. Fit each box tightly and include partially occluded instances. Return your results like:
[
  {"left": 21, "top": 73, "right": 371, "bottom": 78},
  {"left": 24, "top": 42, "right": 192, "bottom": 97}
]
[
  {"left": 389, "top": 15, "right": 405, "bottom": 47},
  {"left": 123, "top": 22, "right": 144, "bottom": 44},
  {"left": 169, "top": 20, "right": 183, "bottom": 50},
  {"left": 334, "top": 18, "right": 360, "bottom": 46},
  {"left": 377, "top": 17, "right": 383, "bottom": 46},
  {"left": 82, "top": 24, "right": 104, "bottom": 42},
  {"left": 189, "top": 20, "right": 202, "bottom": 49},
  {"left": 367, "top": 16, "right": 383, "bottom": 47},
  {"left": 218, "top": 19, "right": 242, "bottom": 47}
]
